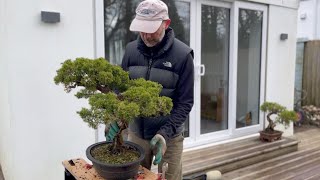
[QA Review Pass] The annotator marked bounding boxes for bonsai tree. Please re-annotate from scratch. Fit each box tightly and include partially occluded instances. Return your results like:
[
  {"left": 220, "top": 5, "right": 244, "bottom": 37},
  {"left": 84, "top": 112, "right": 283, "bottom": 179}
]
[
  {"left": 54, "top": 57, "right": 173, "bottom": 154},
  {"left": 260, "top": 102, "right": 298, "bottom": 132}
]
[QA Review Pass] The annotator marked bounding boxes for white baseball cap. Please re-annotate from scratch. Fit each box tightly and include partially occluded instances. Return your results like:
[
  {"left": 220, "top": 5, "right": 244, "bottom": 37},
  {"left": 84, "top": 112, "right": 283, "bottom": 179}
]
[{"left": 130, "top": 0, "right": 169, "bottom": 33}]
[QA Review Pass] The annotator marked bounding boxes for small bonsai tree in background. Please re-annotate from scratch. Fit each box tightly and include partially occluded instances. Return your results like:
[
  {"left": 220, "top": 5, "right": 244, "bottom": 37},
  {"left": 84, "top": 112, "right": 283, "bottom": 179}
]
[
  {"left": 54, "top": 57, "right": 173, "bottom": 154},
  {"left": 260, "top": 102, "right": 298, "bottom": 132}
]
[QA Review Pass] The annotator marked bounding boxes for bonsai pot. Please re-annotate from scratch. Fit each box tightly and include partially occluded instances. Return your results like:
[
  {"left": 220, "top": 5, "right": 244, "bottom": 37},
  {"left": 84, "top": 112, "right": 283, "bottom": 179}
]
[
  {"left": 86, "top": 141, "right": 145, "bottom": 180},
  {"left": 259, "top": 130, "right": 283, "bottom": 142}
]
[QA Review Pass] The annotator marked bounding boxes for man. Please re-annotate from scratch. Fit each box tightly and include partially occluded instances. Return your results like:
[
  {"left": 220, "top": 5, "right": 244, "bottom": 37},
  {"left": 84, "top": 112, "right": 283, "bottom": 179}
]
[{"left": 106, "top": 0, "right": 194, "bottom": 179}]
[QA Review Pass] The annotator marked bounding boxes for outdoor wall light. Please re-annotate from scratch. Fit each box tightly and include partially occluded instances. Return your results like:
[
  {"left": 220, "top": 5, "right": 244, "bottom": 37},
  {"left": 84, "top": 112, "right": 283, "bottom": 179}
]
[
  {"left": 300, "top": 13, "right": 307, "bottom": 20},
  {"left": 280, "top": 33, "right": 288, "bottom": 41},
  {"left": 41, "top": 11, "right": 60, "bottom": 23}
]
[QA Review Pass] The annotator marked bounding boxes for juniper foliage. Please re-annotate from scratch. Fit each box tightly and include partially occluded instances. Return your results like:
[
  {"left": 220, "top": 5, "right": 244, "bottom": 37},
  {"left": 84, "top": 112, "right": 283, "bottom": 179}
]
[
  {"left": 260, "top": 102, "right": 298, "bottom": 132},
  {"left": 54, "top": 57, "right": 173, "bottom": 151}
]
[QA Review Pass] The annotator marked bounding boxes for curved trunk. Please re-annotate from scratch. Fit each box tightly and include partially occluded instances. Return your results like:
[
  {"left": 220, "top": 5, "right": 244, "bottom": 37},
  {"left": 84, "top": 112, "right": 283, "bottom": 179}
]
[{"left": 265, "top": 112, "right": 277, "bottom": 132}]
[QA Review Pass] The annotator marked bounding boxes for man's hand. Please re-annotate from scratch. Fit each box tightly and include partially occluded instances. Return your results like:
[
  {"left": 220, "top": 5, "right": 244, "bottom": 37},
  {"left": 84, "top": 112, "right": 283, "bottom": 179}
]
[
  {"left": 105, "top": 122, "right": 120, "bottom": 141},
  {"left": 150, "top": 134, "right": 167, "bottom": 165}
]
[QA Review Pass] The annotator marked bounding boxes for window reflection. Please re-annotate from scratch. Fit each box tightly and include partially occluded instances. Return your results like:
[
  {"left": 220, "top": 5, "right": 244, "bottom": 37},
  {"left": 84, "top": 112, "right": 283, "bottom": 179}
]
[
  {"left": 200, "top": 5, "right": 230, "bottom": 134},
  {"left": 104, "top": 0, "right": 190, "bottom": 65},
  {"left": 236, "top": 9, "right": 263, "bottom": 128}
]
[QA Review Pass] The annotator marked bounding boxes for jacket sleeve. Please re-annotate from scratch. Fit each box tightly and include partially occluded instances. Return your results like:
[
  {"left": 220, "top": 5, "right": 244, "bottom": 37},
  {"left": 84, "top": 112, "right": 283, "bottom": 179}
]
[
  {"left": 121, "top": 46, "right": 130, "bottom": 71},
  {"left": 157, "top": 52, "right": 194, "bottom": 140}
]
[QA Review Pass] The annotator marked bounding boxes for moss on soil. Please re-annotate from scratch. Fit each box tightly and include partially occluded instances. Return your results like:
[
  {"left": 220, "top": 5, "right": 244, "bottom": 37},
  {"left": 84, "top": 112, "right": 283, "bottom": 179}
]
[{"left": 91, "top": 144, "right": 139, "bottom": 164}]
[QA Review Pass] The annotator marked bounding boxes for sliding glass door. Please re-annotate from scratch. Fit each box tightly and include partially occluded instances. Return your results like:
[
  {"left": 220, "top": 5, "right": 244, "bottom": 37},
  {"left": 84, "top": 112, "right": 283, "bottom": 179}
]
[
  {"left": 98, "top": 0, "right": 268, "bottom": 146},
  {"left": 199, "top": 3, "right": 230, "bottom": 134},
  {"left": 193, "top": 0, "right": 267, "bottom": 146},
  {"left": 232, "top": 2, "right": 267, "bottom": 135}
]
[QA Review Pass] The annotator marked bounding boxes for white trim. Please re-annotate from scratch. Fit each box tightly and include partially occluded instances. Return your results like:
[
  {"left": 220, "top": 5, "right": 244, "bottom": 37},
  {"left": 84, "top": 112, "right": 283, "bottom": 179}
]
[
  {"left": 184, "top": 132, "right": 260, "bottom": 150},
  {"left": 232, "top": 1, "right": 267, "bottom": 135},
  {"left": 185, "top": 1, "right": 269, "bottom": 147},
  {"left": 94, "top": 0, "right": 105, "bottom": 59},
  {"left": 195, "top": 0, "right": 232, "bottom": 144},
  {"left": 94, "top": 0, "right": 106, "bottom": 142},
  {"left": 200, "top": 0, "right": 232, "bottom": 8},
  {"left": 185, "top": 0, "right": 197, "bottom": 143},
  {"left": 229, "top": 1, "right": 238, "bottom": 136},
  {"left": 314, "top": 0, "right": 318, "bottom": 39},
  {"left": 194, "top": 0, "right": 202, "bottom": 141},
  {"left": 176, "top": 0, "right": 191, "bottom": 2}
]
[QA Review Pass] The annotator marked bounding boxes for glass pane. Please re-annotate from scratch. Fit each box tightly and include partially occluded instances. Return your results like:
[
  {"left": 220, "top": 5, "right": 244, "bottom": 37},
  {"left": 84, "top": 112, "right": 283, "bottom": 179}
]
[
  {"left": 201, "top": 5, "right": 230, "bottom": 134},
  {"left": 294, "top": 42, "right": 305, "bottom": 107},
  {"left": 162, "top": 0, "right": 190, "bottom": 45},
  {"left": 104, "top": 0, "right": 190, "bottom": 65},
  {"left": 236, "top": 9, "right": 263, "bottom": 128},
  {"left": 104, "top": 0, "right": 139, "bottom": 65},
  {"left": 104, "top": 0, "right": 191, "bottom": 136}
]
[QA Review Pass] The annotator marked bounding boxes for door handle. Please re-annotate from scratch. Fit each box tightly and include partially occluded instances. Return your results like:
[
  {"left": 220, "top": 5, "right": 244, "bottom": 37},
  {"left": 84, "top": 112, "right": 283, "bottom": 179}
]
[{"left": 200, "top": 64, "right": 205, "bottom": 76}]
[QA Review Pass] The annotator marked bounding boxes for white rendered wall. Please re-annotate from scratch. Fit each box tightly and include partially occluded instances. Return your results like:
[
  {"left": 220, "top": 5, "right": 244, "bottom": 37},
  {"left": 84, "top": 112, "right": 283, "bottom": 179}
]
[
  {"left": 266, "top": 5, "right": 298, "bottom": 136},
  {"left": 0, "top": 0, "right": 96, "bottom": 180},
  {"left": 0, "top": 1, "right": 14, "bottom": 179},
  {"left": 317, "top": 0, "right": 320, "bottom": 39},
  {"left": 297, "top": 0, "right": 318, "bottom": 40}
]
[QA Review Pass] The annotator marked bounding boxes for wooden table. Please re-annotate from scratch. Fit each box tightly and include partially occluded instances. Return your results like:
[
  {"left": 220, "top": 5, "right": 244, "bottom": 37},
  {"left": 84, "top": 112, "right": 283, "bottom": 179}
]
[{"left": 62, "top": 158, "right": 158, "bottom": 180}]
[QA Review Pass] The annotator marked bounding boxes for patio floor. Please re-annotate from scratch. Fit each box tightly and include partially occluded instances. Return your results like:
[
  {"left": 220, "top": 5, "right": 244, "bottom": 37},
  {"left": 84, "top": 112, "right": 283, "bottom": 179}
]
[
  {"left": 1, "top": 126, "right": 319, "bottom": 180},
  {"left": 223, "top": 126, "right": 320, "bottom": 179},
  {"left": 180, "top": 126, "right": 320, "bottom": 180}
]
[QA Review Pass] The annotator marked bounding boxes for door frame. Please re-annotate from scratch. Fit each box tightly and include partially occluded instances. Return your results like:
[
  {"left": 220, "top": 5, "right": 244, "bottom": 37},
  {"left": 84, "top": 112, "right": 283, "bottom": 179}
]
[
  {"left": 94, "top": 0, "right": 268, "bottom": 147},
  {"left": 230, "top": 1, "right": 267, "bottom": 137},
  {"left": 185, "top": 0, "right": 268, "bottom": 148}
]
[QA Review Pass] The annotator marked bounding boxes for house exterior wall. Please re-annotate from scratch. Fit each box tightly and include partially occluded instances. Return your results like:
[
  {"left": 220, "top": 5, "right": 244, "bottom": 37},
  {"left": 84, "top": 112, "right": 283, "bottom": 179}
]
[
  {"left": 297, "top": 0, "right": 320, "bottom": 40},
  {"left": 0, "top": 1, "right": 14, "bottom": 179},
  {"left": 248, "top": 0, "right": 299, "bottom": 8},
  {"left": 266, "top": 5, "right": 298, "bottom": 136},
  {"left": 0, "top": 0, "right": 298, "bottom": 180},
  {"left": 0, "top": 0, "right": 96, "bottom": 180},
  {"left": 318, "top": 0, "right": 320, "bottom": 38}
]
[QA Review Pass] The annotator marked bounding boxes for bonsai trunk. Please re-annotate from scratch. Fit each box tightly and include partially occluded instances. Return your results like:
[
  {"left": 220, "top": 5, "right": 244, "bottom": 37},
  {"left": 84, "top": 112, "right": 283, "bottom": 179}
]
[
  {"left": 265, "top": 112, "right": 276, "bottom": 132},
  {"left": 109, "top": 121, "right": 128, "bottom": 154}
]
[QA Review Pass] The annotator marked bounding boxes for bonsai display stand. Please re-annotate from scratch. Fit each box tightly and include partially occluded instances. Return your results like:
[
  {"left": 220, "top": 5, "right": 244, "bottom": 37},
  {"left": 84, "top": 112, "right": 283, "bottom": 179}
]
[
  {"left": 259, "top": 130, "right": 283, "bottom": 142},
  {"left": 62, "top": 158, "right": 158, "bottom": 180}
]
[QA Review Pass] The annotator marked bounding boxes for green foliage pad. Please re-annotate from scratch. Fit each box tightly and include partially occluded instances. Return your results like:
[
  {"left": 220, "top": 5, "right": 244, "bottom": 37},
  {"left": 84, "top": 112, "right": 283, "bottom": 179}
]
[
  {"left": 54, "top": 57, "right": 173, "bottom": 129},
  {"left": 260, "top": 102, "right": 298, "bottom": 131}
]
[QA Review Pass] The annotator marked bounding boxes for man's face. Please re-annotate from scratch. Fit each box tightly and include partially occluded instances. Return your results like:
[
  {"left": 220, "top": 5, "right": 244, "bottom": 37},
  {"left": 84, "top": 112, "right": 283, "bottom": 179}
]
[{"left": 140, "top": 20, "right": 170, "bottom": 47}]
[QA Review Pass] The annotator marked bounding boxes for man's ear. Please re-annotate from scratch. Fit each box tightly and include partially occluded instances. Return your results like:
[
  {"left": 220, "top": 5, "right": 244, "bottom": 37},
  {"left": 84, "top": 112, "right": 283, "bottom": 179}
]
[{"left": 164, "top": 19, "right": 171, "bottom": 29}]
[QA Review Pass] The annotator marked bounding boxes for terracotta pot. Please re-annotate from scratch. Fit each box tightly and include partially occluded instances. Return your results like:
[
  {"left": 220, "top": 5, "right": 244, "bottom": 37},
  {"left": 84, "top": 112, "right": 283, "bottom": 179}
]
[{"left": 259, "top": 130, "right": 283, "bottom": 142}]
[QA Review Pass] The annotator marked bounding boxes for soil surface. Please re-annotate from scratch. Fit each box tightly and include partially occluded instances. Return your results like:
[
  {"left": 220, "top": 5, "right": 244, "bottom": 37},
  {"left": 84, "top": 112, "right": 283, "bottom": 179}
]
[{"left": 91, "top": 144, "right": 139, "bottom": 164}]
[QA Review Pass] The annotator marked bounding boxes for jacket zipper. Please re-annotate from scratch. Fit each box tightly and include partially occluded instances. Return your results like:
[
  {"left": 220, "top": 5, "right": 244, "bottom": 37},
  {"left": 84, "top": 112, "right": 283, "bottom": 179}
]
[
  {"left": 146, "top": 58, "right": 153, "bottom": 80},
  {"left": 146, "top": 52, "right": 154, "bottom": 80}
]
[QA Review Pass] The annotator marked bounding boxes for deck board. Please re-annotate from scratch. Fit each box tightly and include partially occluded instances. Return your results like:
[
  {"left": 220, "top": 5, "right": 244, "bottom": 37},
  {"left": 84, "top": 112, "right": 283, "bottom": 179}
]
[
  {"left": 182, "top": 133, "right": 299, "bottom": 177},
  {"left": 223, "top": 126, "right": 320, "bottom": 179}
]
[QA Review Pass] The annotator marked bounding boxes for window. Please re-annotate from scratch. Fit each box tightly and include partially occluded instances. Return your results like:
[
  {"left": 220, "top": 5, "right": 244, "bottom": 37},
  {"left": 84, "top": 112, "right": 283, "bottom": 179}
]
[
  {"left": 104, "top": 0, "right": 190, "bottom": 64},
  {"left": 236, "top": 9, "right": 263, "bottom": 128}
]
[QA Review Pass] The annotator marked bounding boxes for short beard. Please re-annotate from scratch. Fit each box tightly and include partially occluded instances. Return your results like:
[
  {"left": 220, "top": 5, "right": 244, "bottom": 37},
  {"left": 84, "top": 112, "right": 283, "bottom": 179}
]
[{"left": 143, "top": 29, "right": 166, "bottom": 47}]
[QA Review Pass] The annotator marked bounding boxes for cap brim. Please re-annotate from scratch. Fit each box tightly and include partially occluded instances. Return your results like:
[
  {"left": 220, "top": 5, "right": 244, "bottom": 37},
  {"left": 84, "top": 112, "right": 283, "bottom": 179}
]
[{"left": 129, "top": 18, "right": 162, "bottom": 33}]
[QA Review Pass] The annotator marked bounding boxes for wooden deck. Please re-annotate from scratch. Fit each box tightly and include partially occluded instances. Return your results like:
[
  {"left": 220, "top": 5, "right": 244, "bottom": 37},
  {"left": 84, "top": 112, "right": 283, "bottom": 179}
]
[
  {"left": 182, "top": 134, "right": 299, "bottom": 179},
  {"left": 1, "top": 127, "right": 319, "bottom": 180},
  {"left": 223, "top": 127, "right": 320, "bottom": 179}
]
